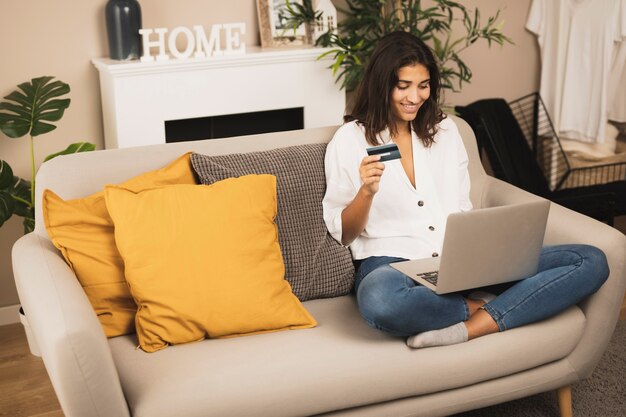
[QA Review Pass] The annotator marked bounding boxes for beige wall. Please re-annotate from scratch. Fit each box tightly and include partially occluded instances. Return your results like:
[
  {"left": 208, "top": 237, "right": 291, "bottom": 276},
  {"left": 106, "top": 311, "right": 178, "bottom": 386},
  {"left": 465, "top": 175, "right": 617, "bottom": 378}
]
[
  {"left": 446, "top": 0, "right": 541, "bottom": 105},
  {"left": 0, "top": 0, "right": 539, "bottom": 309}
]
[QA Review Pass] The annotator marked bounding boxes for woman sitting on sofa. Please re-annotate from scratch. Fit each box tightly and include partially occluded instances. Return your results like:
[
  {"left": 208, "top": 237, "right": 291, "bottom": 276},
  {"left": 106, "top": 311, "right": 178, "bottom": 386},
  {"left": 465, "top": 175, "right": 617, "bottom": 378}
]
[{"left": 322, "top": 31, "right": 610, "bottom": 348}]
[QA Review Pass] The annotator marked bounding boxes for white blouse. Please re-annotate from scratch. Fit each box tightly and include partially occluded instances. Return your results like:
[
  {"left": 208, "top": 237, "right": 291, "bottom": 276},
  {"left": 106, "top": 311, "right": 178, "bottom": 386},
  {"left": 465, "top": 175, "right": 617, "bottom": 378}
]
[{"left": 322, "top": 117, "right": 472, "bottom": 261}]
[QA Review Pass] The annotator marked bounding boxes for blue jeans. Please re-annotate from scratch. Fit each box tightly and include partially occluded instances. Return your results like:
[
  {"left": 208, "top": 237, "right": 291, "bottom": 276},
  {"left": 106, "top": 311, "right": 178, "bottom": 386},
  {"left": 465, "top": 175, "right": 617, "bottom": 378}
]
[{"left": 354, "top": 244, "right": 609, "bottom": 337}]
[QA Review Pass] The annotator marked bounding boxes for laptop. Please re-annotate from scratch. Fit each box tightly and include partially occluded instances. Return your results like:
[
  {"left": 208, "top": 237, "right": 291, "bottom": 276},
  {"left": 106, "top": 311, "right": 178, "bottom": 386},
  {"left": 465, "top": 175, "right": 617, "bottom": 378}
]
[{"left": 390, "top": 200, "right": 550, "bottom": 294}]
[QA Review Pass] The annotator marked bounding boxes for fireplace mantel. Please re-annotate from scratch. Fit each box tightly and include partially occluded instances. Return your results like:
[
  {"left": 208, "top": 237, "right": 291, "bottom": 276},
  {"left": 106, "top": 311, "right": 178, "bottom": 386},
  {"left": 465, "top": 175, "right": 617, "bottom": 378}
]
[{"left": 92, "top": 46, "right": 345, "bottom": 149}]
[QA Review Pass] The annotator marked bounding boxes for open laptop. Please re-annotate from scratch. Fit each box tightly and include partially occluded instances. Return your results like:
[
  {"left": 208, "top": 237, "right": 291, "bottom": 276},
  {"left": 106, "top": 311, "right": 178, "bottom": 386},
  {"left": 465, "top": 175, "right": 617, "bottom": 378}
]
[{"left": 390, "top": 200, "right": 550, "bottom": 294}]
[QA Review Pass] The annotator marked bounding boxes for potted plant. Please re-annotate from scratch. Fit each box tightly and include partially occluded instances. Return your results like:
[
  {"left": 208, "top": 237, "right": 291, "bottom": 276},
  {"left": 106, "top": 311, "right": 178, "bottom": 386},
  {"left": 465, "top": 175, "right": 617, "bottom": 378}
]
[
  {"left": 285, "top": 0, "right": 512, "bottom": 98},
  {"left": 0, "top": 76, "right": 94, "bottom": 234},
  {"left": 0, "top": 76, "right": 95, "bottom": 355},
  {"left": 283, "top": 0, "right": 323, "bottom": 45}
]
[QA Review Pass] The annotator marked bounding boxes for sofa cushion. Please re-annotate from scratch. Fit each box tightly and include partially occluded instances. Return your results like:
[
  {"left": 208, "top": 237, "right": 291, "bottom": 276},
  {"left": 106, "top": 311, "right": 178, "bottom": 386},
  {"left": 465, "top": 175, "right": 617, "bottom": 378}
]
[
  {"left": 104, "top": 175, "right": 316, "bottom": 353},
  {"left": 108, "top": 296, "right": 586, "bottom": 417},
  {"left": 42, "top": 153, "right": 196, "bottom": 337},
  {"left": 191, "top": 144, "right": 355, "bottom": 302}
]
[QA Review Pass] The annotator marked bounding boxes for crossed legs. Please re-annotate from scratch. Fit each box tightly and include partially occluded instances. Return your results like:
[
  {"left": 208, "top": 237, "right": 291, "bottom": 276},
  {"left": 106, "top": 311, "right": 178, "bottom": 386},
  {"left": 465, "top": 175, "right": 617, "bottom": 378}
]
[{"left": 355, "top": 244, "right": 609, "bottom": 347}]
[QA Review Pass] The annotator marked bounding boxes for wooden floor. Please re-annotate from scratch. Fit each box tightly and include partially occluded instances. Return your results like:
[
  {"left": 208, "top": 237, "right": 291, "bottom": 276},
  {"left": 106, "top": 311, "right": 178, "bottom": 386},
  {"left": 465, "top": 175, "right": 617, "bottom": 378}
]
[
  {"left": 0, "top": 323, "right": 63, "bottom": 417},
  {"left": 1, "top": 217, "right": 625, "bottom": 417}
]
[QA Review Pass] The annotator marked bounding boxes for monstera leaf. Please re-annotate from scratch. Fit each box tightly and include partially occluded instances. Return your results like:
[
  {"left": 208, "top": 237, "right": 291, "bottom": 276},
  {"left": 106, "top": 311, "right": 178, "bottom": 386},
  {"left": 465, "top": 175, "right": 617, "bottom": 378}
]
[
  {"left": 43, "top": 142, "right": 95, "bottom": 162},
  {"left": 0, "top": 140, "right": 93, "bottom": 233},
  {"left": 0, "top": 159, "right": 32, "bottom": 231},
  {"left": 0, "top": 76, "right": 94, "bottom": 234},
  {"left": 0, "top": 160, "right": 31, "bottom": 229},
  {"left": 0, "top": 76, "right": 70, "bottom": 138},
  {"left": 0, "top": 160, "right": 16, "bottom": 227},
  {"left": 9, "top": 176, "right": 31, "bottom": 218}
]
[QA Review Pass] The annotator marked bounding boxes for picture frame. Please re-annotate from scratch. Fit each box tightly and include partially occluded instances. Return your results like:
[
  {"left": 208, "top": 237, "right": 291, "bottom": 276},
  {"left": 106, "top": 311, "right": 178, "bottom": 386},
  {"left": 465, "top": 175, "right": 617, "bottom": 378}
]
[{"left": 256, "top": 0, "right": 308, "bottom": 48}]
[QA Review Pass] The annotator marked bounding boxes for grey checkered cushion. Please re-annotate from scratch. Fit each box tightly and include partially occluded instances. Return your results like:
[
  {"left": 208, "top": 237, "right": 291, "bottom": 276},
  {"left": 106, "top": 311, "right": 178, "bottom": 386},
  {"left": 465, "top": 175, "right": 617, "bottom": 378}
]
[{"left": 190, "top": 144, "right": 354, "bottom": 301}]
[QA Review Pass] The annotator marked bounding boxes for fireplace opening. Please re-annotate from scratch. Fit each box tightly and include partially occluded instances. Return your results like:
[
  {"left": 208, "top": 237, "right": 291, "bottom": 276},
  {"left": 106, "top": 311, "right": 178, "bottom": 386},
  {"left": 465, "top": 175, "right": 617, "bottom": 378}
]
[{"left": 165, "top": 107, "right": 304, "bottom": 142}]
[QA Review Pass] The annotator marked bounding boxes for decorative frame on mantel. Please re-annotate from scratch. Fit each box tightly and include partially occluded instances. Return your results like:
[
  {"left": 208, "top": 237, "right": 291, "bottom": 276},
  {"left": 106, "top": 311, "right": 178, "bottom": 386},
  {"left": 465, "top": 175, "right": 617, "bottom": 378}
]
[
  {"left": 91, "top": 47, "right": 345, "bottom": 149},
  {"left": 257, "top": 0, "right": 307, "bottom": 47}
]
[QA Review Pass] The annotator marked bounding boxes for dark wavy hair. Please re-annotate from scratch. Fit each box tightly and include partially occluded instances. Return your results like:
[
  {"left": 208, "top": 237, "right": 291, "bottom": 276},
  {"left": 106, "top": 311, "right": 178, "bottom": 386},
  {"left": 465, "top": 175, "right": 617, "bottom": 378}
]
[{"left": 345, "top": 31, "right": 445, "bottom": 147}]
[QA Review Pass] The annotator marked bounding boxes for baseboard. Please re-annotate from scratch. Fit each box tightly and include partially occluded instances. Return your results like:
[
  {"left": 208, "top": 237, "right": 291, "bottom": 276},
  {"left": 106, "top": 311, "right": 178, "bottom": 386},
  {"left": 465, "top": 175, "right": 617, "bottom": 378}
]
[{"left": 0, "top": 304, "right": 21, "bottom": 326}]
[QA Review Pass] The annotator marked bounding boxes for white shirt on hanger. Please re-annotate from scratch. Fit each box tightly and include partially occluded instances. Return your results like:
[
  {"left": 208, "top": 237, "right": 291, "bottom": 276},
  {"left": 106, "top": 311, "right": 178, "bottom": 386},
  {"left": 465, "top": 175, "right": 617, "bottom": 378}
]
[
  {"left": 322, "top": 117, "right": 472, "bottom": 261},
  {"left": 527, "top": 0, "right": 626, "bottom": 143},
  {"left": 609, "top": 40, "right": 626, "bottom": 123}
]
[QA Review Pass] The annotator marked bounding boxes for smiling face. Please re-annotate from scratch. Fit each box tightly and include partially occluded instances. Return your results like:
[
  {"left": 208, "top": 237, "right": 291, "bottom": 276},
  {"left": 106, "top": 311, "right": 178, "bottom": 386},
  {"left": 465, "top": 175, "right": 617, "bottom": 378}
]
[{"left": 391, "top": 64, "right": 431, "bottom": 133}]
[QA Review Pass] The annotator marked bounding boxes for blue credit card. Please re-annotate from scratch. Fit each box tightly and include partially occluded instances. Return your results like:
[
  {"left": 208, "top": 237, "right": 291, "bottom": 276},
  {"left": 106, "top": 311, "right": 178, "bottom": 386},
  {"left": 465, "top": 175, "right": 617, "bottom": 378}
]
[{"left": 366, "top": 143, "right": 401, "bottom": 161}]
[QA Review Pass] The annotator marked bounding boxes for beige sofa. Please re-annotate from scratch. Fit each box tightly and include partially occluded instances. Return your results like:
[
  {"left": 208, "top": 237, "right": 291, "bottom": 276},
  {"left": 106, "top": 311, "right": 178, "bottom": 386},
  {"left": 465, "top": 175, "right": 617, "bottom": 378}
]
[{"left": 12, "top": 116, "right": 626, "bottom": 417}]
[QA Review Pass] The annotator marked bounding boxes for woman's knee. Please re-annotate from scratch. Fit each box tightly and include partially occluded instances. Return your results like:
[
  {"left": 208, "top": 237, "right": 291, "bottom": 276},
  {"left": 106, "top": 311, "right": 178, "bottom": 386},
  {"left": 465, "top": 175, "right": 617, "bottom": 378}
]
[
  {"left": 356, "top": 267, "right": 416, "bottom": 333},
  {"left": 555, "top": 244, "right": 611, "bottom": 294},
  {"left": 546, "top": 244, "right": 609, "bottom": 280},
  {"left": 578, "top": 244, "right": 610, "bottom": 291},
  {"left": 357, "top": 293, "right": 399, "bottom": 332},
  {"left": 357, "top": 270, "right": 400, "bottom": 321}
]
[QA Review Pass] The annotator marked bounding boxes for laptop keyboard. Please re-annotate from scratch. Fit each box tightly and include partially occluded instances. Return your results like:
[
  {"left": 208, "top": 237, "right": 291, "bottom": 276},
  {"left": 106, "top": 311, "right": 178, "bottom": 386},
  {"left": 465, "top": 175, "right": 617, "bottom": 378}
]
[{"left": 416, "top": 271, "right": 439, "bottom": 286}]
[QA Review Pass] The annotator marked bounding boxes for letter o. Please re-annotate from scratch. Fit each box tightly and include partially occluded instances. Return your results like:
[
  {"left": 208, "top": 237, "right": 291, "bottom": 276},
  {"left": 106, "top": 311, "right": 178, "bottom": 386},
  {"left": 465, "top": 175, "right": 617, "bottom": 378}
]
[{"left": 168, "top": 26, "right": 195, "bottom": 59}]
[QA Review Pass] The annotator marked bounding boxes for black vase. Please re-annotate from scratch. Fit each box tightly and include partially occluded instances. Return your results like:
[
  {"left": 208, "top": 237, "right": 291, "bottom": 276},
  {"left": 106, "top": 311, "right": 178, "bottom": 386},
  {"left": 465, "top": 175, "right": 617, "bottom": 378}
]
[{"left": 105, "top": 0, "right": 143, "bottom": 60}]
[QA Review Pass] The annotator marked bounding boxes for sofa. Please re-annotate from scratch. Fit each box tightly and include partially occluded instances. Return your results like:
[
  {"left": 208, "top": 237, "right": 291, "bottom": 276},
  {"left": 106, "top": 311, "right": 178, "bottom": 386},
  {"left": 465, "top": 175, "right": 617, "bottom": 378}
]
[{"left": 12, "top": 115, "right": 626, "bottom": 417}]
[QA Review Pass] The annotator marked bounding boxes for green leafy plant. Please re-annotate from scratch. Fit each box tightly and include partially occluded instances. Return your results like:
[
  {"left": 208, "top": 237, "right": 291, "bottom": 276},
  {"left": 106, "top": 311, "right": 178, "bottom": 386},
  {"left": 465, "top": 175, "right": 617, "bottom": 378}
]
[
  {"left": 289, "top": 0, "right": 513, "bottom": 93},
  {"left": 283, "top": 0, "right": 323, "bottom": 43},
  {"left": 0, "top": 76, "right": 95, "bottom": 233}
]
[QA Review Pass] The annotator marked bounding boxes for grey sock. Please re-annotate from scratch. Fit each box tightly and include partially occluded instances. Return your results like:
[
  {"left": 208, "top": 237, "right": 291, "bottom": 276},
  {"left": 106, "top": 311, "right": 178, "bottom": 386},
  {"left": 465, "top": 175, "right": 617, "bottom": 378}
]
[{"left": 406, "top": 322, "right": 468, "bottom": 349}]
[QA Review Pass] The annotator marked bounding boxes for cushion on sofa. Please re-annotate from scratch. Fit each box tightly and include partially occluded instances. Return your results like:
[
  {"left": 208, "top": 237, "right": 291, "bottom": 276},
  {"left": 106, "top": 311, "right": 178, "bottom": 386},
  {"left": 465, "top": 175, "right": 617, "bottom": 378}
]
[
  {"left": 191, "top": 144, "right": 354, "bottom": 301},
  {"left": 42, "top": 153, "right": 196, "bottom": 337},
  {"left": 104, "top": 175, "right": 317, "bottom": 353}
]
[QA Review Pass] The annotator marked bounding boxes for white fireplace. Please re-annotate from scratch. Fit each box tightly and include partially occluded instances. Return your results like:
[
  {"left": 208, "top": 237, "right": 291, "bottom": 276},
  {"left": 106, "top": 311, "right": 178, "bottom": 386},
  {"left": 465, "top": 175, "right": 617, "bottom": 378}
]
[{"left": 92, "top": 46, "right": 345, "bottom": 149}]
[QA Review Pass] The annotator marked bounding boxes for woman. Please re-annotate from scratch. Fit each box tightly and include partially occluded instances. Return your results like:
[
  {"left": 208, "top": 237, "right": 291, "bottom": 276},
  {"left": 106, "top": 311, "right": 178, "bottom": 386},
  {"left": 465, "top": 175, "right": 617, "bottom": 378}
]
[{"left": 322, "top": 31, "right": 609, "bottom": 348}]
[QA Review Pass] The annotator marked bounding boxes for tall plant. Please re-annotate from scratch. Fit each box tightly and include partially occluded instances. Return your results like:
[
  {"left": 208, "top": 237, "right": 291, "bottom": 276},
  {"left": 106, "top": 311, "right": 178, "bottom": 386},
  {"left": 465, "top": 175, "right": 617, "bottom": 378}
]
[
  {"left": 294, "top": 0, "right": 512, "bottom": 93},
  {"left": 0, "top": 76, "right": 94, "bottom": 233}
]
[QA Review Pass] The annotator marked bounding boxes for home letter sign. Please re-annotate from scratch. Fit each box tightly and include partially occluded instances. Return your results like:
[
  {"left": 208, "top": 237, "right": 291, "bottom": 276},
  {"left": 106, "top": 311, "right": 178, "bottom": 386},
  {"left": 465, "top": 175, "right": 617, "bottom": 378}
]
[{"left": 139, "top": 23, "right": 246, "bottom": 62}]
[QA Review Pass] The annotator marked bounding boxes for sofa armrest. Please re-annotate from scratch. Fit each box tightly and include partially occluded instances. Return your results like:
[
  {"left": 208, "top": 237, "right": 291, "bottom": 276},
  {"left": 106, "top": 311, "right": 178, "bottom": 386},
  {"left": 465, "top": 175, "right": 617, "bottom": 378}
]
[
  {"left": 480, "top": 176, "right": 543, "bottom": 207},
  {"left": 540, "top": 201, "right": 626, "bottom": 378},
  {"left": 481, "top": 176, "right": 626, "bottom": 378},
  {"left": 12, "top": 233, "right": 130, "bottom": 417}
]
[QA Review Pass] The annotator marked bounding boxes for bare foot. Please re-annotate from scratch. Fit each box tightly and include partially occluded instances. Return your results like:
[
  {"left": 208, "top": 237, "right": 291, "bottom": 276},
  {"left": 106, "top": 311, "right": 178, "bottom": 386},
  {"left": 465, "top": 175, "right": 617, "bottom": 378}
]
[
  {"left": 465, "top": 309, "right": 499, "bottom": 340},
  {"left": 466, "top": 298, "right": 485, "bottom": 316}
]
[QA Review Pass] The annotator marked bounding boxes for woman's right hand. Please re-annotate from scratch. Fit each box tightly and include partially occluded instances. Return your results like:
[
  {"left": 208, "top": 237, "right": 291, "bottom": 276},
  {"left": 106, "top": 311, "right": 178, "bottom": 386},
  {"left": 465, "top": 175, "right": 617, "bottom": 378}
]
[
  {"left": 340, "top": 155, "right": 385, "bottom": 246},
  {"left": 359, "top": 155, "right": 385, "bottom": 196}
]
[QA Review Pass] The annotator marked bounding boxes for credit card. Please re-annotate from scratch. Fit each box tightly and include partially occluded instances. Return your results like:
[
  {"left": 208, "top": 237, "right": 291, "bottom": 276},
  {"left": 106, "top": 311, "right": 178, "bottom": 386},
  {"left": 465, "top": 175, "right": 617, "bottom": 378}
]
[{"left": 366, "top": 143, "right": 401, "bottom": 162}]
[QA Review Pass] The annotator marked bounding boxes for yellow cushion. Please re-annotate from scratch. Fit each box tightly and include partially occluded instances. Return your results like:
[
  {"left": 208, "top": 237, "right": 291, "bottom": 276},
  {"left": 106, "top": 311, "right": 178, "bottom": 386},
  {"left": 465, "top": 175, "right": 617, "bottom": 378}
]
[
  {"left": 104, "top": 175, "right": 316, "bottom": 353},
  {"left": 42, "top": 153, "right": 196, "bottom": 337}
]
